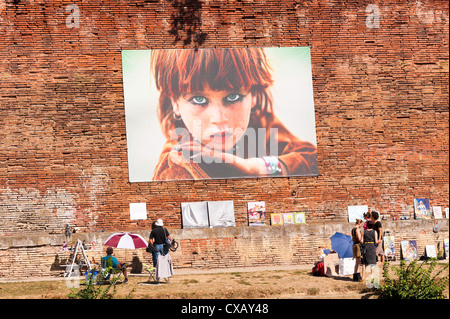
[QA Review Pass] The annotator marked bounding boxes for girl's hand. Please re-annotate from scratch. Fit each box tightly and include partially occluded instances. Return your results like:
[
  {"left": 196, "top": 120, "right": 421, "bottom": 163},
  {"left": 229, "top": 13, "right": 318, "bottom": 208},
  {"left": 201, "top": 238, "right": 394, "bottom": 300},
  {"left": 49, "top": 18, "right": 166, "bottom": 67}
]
[{"left": 173, "top": 140, "right": 268, "bottom": 176}]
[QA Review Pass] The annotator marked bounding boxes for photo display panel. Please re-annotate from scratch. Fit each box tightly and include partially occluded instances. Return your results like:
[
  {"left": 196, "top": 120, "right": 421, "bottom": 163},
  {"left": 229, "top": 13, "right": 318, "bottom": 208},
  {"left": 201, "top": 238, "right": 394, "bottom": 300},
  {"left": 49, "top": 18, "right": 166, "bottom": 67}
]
[{"left": 122, "top": 47, "right": 318, "bottom": 182}]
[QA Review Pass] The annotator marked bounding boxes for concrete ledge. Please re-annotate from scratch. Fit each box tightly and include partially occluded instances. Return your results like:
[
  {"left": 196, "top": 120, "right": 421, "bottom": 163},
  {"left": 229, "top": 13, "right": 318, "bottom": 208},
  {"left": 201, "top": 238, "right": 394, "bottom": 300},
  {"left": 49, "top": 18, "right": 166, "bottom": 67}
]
[{"left": 1, "top": 219, "right": 447, "bottom": 249}]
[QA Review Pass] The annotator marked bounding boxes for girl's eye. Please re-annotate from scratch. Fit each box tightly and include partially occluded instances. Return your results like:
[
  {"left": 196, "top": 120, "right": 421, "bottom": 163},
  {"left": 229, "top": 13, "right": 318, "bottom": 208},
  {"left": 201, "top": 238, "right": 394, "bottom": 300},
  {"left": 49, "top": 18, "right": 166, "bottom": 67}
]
[
  {"left": 225, "top": 93, "right": 242, "bottom": 103},
  {"left": 190, "top": 96, "right": 208, "bottom": 105}
]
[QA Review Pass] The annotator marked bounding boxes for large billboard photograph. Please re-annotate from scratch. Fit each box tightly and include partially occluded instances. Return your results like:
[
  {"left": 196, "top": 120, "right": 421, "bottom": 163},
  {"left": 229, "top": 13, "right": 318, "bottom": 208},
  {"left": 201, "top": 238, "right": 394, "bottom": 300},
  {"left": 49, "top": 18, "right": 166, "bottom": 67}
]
[{"left": 122, "top": 47, "right": 318, "bottom": 182}]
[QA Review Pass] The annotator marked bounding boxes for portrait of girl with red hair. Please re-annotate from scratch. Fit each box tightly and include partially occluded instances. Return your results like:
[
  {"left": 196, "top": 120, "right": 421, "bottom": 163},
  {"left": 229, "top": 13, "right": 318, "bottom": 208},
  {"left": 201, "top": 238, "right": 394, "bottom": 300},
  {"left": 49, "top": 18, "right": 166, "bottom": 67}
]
[{"left": 122, "top": 47, "right": 318, "bottom": 182}]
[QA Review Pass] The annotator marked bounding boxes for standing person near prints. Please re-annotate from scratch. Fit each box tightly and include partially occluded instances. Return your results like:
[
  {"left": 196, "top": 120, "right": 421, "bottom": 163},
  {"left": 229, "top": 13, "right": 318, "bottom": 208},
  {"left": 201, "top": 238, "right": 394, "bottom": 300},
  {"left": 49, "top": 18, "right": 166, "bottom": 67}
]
[
  {"left": 371, "top": 211, "right": 384, "bottom": 263},
  {"left": 351, "top": 219, "right": 364, "bottom": 282},
  {"left": 361, "top": 220, "right": 380, "bottom": 282},
  {"left": 64, "top": 224, "right": 72, "bottom": 243},
  {"left": 363, "top": 211, "right": 371, "bottom": 230},
  {"left": 148, "top": 219, "right": 172, "bottom": 267}
]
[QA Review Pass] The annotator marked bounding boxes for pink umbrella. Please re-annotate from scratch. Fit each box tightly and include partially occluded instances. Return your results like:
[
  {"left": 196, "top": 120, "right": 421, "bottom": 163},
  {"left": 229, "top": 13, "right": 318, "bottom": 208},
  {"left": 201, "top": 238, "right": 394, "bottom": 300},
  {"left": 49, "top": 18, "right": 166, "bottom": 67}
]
[{"left": 104, "top": 232, "right": 148, "bottom": 249}]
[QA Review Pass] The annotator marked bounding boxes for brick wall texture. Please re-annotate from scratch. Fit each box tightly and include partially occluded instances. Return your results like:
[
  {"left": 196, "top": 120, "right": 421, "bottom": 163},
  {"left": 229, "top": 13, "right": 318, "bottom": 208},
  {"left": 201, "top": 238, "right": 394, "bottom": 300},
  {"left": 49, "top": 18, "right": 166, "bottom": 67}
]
[
  {"left": 0, "top": 219, "right": 448, "bottom": 280},
  {"left": 0, "top": 0, "right": 448, "bottom": 279}
]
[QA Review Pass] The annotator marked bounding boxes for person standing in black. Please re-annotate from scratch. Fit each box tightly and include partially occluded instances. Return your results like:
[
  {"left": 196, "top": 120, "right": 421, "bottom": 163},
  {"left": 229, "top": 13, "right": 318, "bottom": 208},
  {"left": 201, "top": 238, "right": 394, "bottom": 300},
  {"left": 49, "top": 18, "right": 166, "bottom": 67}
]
[
  {"left": 148, "top": 219, "right": 172, "bottom": 267},
  {"left": 371, "top": 211, "right": 384, "bottom": 264},
  {"left": 361, "top": 220, "right": 380, "bottom": 282}
]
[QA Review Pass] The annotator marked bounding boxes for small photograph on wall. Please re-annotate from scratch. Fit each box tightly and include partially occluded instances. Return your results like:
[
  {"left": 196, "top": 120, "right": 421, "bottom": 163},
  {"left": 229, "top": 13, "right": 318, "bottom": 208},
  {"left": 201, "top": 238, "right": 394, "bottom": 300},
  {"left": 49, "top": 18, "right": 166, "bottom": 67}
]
[
  {"left": 414, "top": 198, "right": 431, "bottom": 219},
  {"left": 270, "top": 213, "right": 283, "bottom": 225},
  {"left": 208, "top": 201, "right": 235, "bottom": 228},
  {"left": 425, "top": 245, "right": 437, "bottom": 258},
  {"left": 282, "top": 213, "right": 294, "bottom": 225},
  {"left": 432, "top": 206, "right": 443, "bottom": 219},
  {"left": 247, "top": 201, "right": 266, "bottom": 226},
  {"left": 384, "top": 235, "right": 395, "bottom": 258},
  {"left": 129, "top": 202, "right": 147, "bottom": 220},
  {"left": 347, "top": 205, "right": 368, "bottom": 223},
  {"left": 181, "top": 201, "right": 209, "bottom": 229},
  {"left": 294, "top": 212, "right": 306, "bottom": 224},
  {"left": 401, "top": 240, "right": 418, "bottom": 261}
]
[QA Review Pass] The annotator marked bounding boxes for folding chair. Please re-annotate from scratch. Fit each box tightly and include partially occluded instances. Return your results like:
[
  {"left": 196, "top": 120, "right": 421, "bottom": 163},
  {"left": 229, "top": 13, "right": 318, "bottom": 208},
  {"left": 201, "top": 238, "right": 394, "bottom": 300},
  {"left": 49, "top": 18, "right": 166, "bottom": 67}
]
[
  {"left": 140, "top": 263, "right": 157, "bottom": 284},
  {"left": 99, "top": 256, "right": 125, "bottom": 285},
  {"left": 140, "top": 262, "right": 170, "bottom": 285}
]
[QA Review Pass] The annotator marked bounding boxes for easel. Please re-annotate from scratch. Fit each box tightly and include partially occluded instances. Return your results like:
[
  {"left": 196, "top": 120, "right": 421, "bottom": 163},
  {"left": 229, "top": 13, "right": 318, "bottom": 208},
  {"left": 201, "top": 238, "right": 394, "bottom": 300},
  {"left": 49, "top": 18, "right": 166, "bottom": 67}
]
[{"left": 64, "top": 239, "right": 92, "bottom": 277}]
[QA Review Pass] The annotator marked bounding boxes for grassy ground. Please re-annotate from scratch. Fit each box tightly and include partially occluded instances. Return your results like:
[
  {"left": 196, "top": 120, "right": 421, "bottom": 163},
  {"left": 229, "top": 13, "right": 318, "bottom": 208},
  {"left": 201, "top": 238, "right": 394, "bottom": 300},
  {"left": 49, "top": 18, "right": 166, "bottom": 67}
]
[
  {"left": 0, "top": 269, "right": 370, "bottom": 299},
  {"left": 0, "top": 262, "right": 448, "bottom": 299}
]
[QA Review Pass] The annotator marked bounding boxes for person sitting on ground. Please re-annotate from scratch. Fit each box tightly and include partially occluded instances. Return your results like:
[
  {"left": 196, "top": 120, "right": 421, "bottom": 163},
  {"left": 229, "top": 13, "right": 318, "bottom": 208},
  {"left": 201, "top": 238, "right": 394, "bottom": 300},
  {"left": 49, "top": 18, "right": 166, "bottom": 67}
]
[{"left": 101, "top": 246, "right": 129, "bottom": 283}]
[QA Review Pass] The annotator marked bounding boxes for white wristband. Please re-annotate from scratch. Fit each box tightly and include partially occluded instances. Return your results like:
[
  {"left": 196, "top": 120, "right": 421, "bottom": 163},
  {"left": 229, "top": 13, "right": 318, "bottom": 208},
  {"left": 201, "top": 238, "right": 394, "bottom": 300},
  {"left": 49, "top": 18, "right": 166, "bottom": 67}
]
[{"left": 262, "top": 156, "right": 281, "bottom": 175}]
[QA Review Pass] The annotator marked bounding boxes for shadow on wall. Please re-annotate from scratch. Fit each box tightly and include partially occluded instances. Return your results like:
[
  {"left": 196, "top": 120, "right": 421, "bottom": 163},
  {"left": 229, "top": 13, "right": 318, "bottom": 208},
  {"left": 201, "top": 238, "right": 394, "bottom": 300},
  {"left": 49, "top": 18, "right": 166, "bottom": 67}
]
[
  {"left": 49, "top": 253, "right": 145, "bottom": 275},
  {"left": 169, "top": 0, "right": 207, "bottom": 46},
  {"left": 130, "top": 256, "right": 143, "bottom": 274}
]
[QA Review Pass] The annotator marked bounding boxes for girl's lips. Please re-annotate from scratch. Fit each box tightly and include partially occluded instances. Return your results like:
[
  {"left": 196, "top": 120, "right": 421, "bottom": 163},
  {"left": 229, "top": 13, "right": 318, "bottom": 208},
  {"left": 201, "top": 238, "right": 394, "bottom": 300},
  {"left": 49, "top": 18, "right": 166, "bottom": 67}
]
[
  {"left": 206, "top": 131, "right": 234, "bottom": 148},
  {"left": 210, "top": 131, "right": 233, "bottom": 140}
]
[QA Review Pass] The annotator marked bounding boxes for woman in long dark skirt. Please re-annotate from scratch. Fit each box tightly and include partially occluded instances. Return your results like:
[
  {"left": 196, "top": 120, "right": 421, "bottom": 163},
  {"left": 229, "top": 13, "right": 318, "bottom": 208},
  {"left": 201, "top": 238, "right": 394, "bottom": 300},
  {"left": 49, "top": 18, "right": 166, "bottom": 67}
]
[{"left": 361, "top": 220, "right": 380, "bottom": 282}]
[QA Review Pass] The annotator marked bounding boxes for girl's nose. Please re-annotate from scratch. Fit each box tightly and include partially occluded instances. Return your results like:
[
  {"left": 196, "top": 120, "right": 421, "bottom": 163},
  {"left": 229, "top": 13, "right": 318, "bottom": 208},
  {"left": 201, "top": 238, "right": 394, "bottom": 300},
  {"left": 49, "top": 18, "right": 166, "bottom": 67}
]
[{"left": 208, "top": 102, "right": 227, "bottom": 125}]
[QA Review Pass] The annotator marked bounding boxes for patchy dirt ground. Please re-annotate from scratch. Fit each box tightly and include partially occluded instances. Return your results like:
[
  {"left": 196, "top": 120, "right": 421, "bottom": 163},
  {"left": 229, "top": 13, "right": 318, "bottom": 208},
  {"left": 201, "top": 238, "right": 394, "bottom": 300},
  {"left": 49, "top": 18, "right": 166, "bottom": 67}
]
[
  {"left": 2, "top": 261, "right": 448, "bottom": 301},
  {"left": 0, "top": 264, "right": 377, "bottom": 299},
  {"left": 131, "top": 268, "right": 373, "bottom": 299}
]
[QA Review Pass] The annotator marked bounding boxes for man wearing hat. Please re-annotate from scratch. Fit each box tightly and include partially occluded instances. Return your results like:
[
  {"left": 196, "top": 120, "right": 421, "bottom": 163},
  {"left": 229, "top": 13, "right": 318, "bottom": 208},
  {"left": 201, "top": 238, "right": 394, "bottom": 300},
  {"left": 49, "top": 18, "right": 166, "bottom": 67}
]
[{"left": 148, "top": 219, "right": 172, "bottom": 267}]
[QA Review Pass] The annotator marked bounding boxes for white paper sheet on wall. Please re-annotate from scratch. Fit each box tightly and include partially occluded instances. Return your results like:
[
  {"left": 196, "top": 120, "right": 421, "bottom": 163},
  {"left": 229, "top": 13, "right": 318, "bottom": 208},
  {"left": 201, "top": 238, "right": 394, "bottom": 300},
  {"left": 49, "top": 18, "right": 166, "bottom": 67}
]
[
  {"left": 181, "top": 201, "right": 209, "bottom": 229},
  {"left": 347, "top": 205, "right": 368, "bottom": 222},
  {"left": 432, "top": 206, "right": 443, "bottom": 219},
  {"left": 425, "top": 245, "right": 437, "bottom": 258},
  {"left": 130, "top": 203, "right": 147, "bottom": 220},
  {"left": 181, "top": 200, "right": 236, "bottom": 228},
  {"left": 208, "top": 201, "right": 235, "bottom": 228}
]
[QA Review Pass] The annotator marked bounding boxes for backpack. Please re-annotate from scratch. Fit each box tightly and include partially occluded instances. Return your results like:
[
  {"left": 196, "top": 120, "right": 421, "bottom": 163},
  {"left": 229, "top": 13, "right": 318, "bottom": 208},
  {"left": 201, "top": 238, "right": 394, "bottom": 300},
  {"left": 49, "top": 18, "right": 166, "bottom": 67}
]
[{"left": 312, "top": 261, "right": 325, "bottom": 276}]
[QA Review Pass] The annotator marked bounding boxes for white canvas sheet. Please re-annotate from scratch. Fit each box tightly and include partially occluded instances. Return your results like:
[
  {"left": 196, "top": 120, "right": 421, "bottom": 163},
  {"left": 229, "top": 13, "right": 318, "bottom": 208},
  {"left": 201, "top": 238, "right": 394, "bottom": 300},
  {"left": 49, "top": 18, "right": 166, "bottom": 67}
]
[
  {"left": 181, "top": 202, "right": 209, "bottom": 229},
  {"left": 208, "top": 201, "right": 235, "bottom": 228}
]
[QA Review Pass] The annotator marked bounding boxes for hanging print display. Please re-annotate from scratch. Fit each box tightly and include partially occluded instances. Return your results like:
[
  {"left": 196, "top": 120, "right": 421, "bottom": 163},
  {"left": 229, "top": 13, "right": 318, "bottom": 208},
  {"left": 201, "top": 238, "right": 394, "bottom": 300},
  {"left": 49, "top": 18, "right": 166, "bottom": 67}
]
[
  {"left": 294, "top": 212, "right": 306, "bottom": 224},
  {"left": 414, "top": 198, "right": 431, "bottom": 219},
  {"left": 282, "top": 213, "right": 295, "bottom": 225},
  {"left": 384, "top": 235, "right": 395, "bottom": 258},
  {"left": 248, "top": 201, "right": 267, "bottom": 226},
  {"left": 270, "top": 213, "right": 283, "bottom": 225},
  {"left": 122, "top": 47, "right": 318, "bottom": 182},
  {"left": 401, "top": 240, "right": 419, "bottom": 261}
]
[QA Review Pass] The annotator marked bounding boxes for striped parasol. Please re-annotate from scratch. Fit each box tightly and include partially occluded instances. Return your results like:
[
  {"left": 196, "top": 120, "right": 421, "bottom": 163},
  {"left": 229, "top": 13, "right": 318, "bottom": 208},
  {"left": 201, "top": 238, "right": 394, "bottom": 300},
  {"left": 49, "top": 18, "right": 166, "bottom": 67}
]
[{"left": 104, "top": 232, "right": 148, "bottom": 249}]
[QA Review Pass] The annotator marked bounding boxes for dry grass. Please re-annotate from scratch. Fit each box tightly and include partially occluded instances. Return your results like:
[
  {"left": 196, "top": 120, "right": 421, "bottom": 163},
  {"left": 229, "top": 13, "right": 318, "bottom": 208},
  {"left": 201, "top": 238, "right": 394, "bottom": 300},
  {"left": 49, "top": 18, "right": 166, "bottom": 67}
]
[
  {"left": 0, "top": 268, "right": 367, "bottom": 299},
  {"left": 1, "top": 262, "right": 447, "bottom": 299}
]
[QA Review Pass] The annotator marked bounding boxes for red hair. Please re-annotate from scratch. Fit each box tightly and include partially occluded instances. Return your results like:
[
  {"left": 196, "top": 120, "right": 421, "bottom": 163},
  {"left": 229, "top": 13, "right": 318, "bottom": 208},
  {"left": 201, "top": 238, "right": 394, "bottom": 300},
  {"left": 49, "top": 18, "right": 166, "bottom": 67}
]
[{"left": 151, "top": 48, "right": 274, "bottom": 138}]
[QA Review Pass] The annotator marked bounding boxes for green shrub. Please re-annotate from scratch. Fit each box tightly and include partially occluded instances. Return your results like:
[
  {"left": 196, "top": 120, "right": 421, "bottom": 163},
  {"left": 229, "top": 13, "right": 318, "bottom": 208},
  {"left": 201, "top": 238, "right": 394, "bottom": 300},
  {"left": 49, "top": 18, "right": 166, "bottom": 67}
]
[
  {"left": 378, "top": 259, "right": 448, "bottom": 299},
  {"left": 68, "top": 267, "right": 119, "bottom": 299}
]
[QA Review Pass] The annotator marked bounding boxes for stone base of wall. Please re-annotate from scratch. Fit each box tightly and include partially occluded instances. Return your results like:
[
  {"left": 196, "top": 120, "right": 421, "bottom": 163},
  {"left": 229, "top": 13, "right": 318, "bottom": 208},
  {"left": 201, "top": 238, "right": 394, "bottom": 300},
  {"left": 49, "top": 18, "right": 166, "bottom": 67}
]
[{"left": 0, "top": 219, "right": 448, "bottom": 281}]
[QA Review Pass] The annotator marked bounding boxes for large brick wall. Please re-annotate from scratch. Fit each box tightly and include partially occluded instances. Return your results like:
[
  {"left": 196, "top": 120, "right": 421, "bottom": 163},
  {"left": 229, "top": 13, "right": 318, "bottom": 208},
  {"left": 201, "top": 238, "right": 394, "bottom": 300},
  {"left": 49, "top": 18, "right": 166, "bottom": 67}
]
[
  {"left": 0, "top": 0, "right": 448, "bottom": 279},
  {"left": 1, "top": 219, "right": 448, "bottom": 280}
]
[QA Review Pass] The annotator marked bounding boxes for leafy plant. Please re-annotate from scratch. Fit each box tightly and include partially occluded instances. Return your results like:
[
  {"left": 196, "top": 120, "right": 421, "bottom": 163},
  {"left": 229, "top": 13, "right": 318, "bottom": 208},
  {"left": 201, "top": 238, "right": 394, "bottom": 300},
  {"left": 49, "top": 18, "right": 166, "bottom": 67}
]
[
  {"left": 68, "top": 267, "right": 120, "bottom": 299},
  {"left": 378, "top": 259, "right": 448, "bottom": 299}
]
